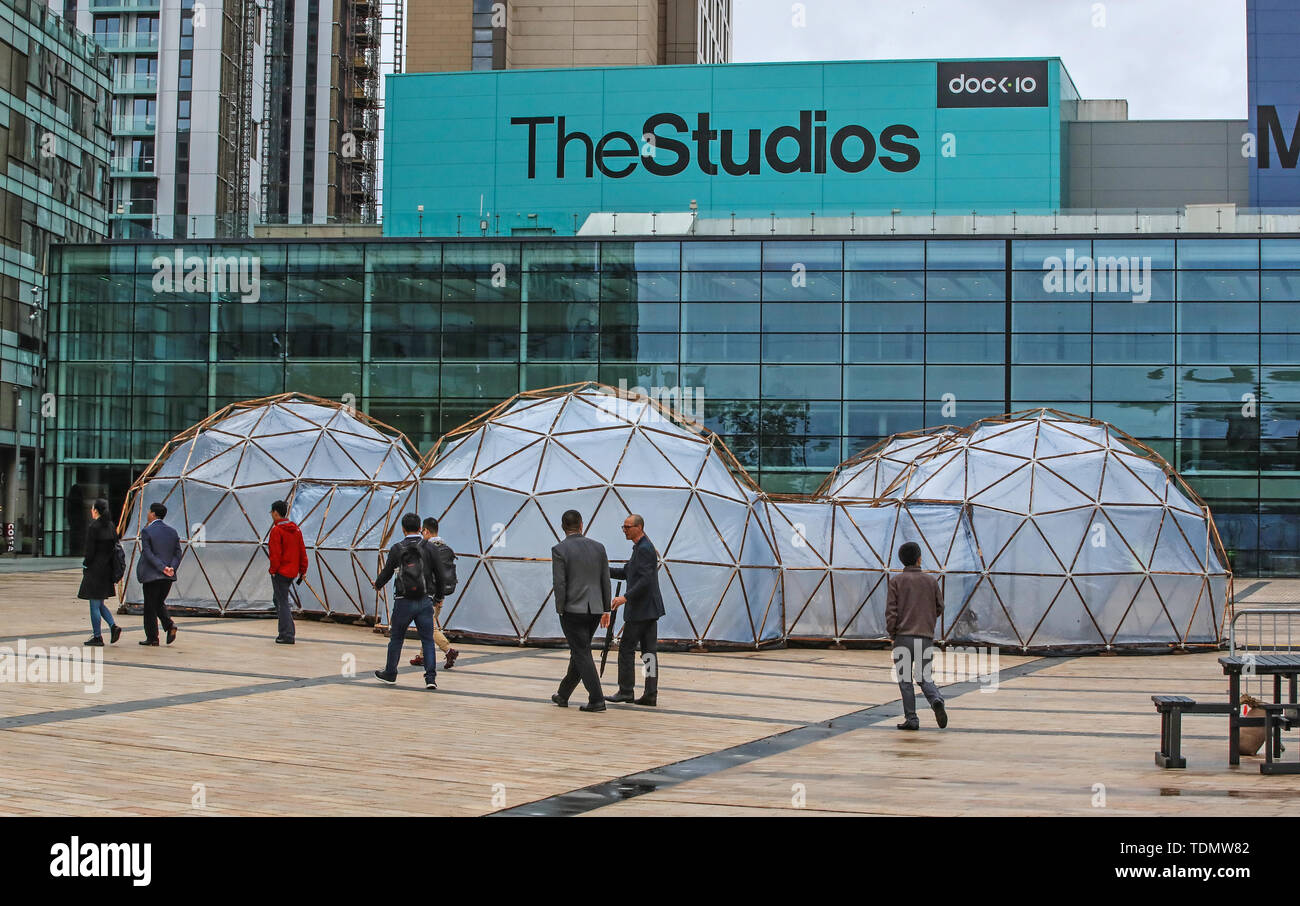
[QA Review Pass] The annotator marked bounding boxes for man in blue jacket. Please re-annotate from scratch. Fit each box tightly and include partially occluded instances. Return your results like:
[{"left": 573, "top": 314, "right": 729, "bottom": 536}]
[
  {"left": 137, "top": 502, "right": 182, "bottom": 646},
  {"left": 608, "top": 513, "right": 665, "bottom": 706}
]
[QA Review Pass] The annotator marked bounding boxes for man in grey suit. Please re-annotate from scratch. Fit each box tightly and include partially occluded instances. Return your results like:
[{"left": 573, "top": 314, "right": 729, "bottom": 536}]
[
  {"left": 550, "top": 509, "right": 611, "bottom": 712},
  {"left": 137, "top": 501, "right": 182, "bottom": 646}
]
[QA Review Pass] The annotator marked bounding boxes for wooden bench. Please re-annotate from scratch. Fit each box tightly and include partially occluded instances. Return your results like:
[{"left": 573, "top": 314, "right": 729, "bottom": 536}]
[
  {"left": 1219, "top": 655, "right": 1300, "bottom": 766},
  {"left": 1152, "top": 695, "right": 1235, "bottom": 769},
  {"left": 1257, "top": 703, "right": 1300, "bottom": 774}
]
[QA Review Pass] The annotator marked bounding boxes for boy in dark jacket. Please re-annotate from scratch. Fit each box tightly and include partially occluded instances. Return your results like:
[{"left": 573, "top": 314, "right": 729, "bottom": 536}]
[
  {"left": 268, "top": 500, "right": 309, "bottom": 644},
  {"left": 409, "top": 516, "right": 460, "bottom": 670}
]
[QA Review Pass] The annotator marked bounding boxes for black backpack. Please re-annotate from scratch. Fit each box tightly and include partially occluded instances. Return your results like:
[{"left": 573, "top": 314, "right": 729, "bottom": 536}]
[
  {"left": 429, "top": 540, "right": 457, "bottom": 598},
  {"left": 111, "top": 540, "right": 126, "bottom": 583},
  {"left": 394, "top": 538, "right": 427, "bottom": 599}
]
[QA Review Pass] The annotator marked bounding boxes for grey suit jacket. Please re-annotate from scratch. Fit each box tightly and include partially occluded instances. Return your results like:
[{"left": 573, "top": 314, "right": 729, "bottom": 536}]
[{"left": 551, "top": 533, "right": 612, "bottom": 616}]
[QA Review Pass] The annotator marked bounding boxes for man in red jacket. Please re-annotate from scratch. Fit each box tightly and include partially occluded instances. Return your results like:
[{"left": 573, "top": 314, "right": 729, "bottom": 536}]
[{"left": 268, "top": 500, "right": 309, "bottom": 645}]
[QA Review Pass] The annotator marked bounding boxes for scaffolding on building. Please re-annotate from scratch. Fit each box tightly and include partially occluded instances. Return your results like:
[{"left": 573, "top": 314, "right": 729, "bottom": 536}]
[
  {"left": 390, "top": 0, "right": 402, "bottom": 74},
  {"left": 216, "top": 0, "right": 259, "bottom": 236},
  {"left": 258, "top": 0, "right": 392, "bottom": 226},
  {"left": 336, "top": 0, "right": 383, "bottom": 224},
  {"left": 238, "top": 0, "right": 259, "bottom": 234},
  {"left": 373, "top": 0, "right": 403, "bottom": 222},
  {"left": 259, "top": 0, "right": 287, "bottom": 226}
]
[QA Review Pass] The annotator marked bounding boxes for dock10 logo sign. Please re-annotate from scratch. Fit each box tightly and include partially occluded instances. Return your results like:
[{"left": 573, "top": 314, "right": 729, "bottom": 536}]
[{"left": 938, "top": 60, "right": 1049, "bottom": 108}]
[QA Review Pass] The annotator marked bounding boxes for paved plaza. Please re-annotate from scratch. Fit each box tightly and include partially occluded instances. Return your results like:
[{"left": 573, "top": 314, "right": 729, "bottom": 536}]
[{"left": 2, "top": 568, "right": 1299, "bottom": 816}]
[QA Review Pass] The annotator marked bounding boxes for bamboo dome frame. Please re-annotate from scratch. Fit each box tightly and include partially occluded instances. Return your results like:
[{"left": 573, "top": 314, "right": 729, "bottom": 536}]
[
  {"left": 851, "top": 408, "right": 1234, "bottom": 651},
  {"left": 379, "top": 381, "right": 783, "bottom": 645},
  {"left": 814, "top": 425, "right": 962, "bottom": 499},
  {"left": 116, "top": 393, "right": 421, "bottom": 616},
  {"left": 111, "top": 389, "right": 1233, "bottom": 651}
]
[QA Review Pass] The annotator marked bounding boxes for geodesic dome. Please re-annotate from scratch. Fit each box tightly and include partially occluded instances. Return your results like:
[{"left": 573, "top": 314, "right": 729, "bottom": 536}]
[
  {"left": 385, "top": 383, "right": 782, "bottom": 646},
  {"left": 882, "top": 409, "right": 1232, "bottom": 650},
  {"left": 119, "top": 394, "right": 419, "bottom": 613},
  {"left": 117, "top": 387, "right": 1231, "bottom": 653},
  {"left": 289, "top": 480, "right": 409, "bottom": 621},
  {"left": 763, "top": 497, "right": 983, "bottom": 643},
  {"left": 817, "top": 426, "right": 961, "bottom": 500}
]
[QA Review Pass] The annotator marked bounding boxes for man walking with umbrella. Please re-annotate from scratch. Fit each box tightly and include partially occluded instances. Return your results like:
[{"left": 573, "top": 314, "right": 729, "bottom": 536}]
[{"left": 608, "top": 513, "right": 664, "bottom": 706}]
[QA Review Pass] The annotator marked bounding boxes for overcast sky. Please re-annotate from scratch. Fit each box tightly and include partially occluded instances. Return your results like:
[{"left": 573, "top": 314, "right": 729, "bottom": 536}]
[{"left": 732, "top": 0, "right": 1248, "bottom": 120}]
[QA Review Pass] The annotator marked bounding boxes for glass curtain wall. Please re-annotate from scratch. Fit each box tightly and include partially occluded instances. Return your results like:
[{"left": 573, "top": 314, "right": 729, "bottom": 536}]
[{"left": 46, "top": 236, "right": 1300, "bottom": 574}]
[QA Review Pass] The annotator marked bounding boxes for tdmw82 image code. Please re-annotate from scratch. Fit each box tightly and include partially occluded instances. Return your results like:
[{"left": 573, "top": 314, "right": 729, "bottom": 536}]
[{"left": 1121, "top": 843, "right": 1250, "bottom": 857}]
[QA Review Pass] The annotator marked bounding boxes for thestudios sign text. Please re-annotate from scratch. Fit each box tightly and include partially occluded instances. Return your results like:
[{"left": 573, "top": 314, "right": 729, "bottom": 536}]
[{"left": 510, "top": 110, "right": 922, "bottom": 180}]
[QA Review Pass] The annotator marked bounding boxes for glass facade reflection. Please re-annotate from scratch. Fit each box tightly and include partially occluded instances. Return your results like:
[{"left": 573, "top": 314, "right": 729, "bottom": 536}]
[
  {"left": 46, "top": 235, "right": 1300, "bottom": 575},
  {"left": 1, "top": 0, "right": 111, "bottom": 552}
]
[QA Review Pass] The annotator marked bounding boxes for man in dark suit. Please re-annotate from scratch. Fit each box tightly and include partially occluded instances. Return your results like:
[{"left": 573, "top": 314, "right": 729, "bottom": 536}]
[
  {"left": 609, "top": 513, "right": 665, "bottom": 706},
  {"left": 136, "top": 501, "right": 182, "bottom": 646},
  {"left": 550, "top": 509, "right": 611, "bottom": 713}
]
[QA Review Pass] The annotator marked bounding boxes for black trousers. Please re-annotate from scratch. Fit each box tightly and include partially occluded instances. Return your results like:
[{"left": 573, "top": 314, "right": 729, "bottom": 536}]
[
  {"left": 617, "top": 618, "right": 659, "bottom": 695},
  {"left": 142, "top": 578, "right": 176, "bottom": 642},
  {"left": 557, "top": 612, "right": 605, "bottom": 705}
]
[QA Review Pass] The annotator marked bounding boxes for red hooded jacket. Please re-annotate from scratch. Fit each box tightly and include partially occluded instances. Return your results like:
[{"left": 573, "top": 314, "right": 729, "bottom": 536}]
[{"left": 269, "top": 518, "right": 309, "bottom": 579}]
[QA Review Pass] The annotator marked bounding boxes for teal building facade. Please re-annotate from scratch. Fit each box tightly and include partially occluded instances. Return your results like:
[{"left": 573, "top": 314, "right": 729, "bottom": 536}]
[{"left": 383, "top": 58, "right": 1077, "bottom": 237}]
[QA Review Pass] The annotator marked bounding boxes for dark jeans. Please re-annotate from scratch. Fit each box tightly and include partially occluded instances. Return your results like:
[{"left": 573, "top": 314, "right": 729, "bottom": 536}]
[
  {"left": 88, "top": 599, "right": 116, "bottom": 637},
  {"left": 272, "top": 574, "right": 295, "bottom": 641},
  {"left": 385, "top": 596, "right": 437, "bottom": 683},
  {"left": 892, "top": 634, "right": 943, "bottom": 721},
  {"left": 617, "top": 618, "right": 659, "bottom": 695},
  {"left": 557, "top": 612, "right": 604, "bottom": 705},
  {"left": 142, "top": 579, "right": 176, "bottom": 642}
]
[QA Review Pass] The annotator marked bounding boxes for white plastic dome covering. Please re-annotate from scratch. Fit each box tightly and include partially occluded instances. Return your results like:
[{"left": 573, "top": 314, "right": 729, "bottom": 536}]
[
  {"left": 121, "top": 389, "right": 1231, "bottom": 650},
  {"left": 818, "top": 427, "right": 960, "bottom": 499},
  {"left": 290, "top": 480, "right": 407, "bottom": 620},
  {"left": 765, "top": 498, "right": 983, "bottom": 642},
  {"left": 394, "top": 386, "right": 782, "bottom": 645},
  {"left": 886, "top": 410, "right": 1230, "bottom": 648},
  {"left": 120, "top": 396, "right": 418, "bottom": 612}
]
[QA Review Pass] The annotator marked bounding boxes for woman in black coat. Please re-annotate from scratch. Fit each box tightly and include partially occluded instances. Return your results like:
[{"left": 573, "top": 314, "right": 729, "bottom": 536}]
[{"left": 78, "top": 498, "right": 121, "bottom": 646}]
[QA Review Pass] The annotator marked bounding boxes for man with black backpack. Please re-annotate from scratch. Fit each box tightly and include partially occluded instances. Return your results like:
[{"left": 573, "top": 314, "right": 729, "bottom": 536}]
[
  {"left": 372, "top": 513, "right": 442, "bottom": 690},
  {"left": 409, "top": 516, "right": 459, "bottom": 670}
]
